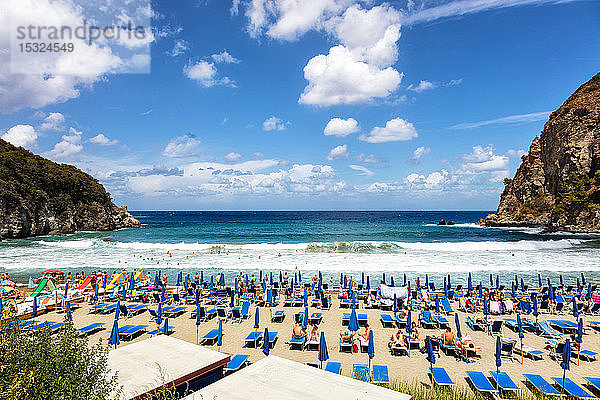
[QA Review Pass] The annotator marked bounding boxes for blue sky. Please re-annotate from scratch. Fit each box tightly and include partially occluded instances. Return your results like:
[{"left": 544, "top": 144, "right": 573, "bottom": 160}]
[{"left": 1, "top": 0, "right": 599, "bottom": 210}]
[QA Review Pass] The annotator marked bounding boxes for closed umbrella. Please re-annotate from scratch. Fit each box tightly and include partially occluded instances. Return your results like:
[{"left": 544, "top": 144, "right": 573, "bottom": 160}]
[
  {"left": 403, "top": 274, "right": 407, "bottom": 286},
  {"left": 511, "top": 283, "right": 516, "bottom": 299},
  {"left": 162, "top": 318, "right": 169, "bottom": 335},
  {"left": 176, "top": 272, "right": 182, "bottom": 287},
  {"left": 582, "top": 273, "right": 586, "bottom": 286},
  {"left": 156, "top": 302, "right": 163, "bottom": 326},
  {"left": 64, "top": 282, "right": 69, "bottom": 302},
  {"left": 1, "top": 298, "right": 4, "bottom": 315},
  {"left": 217, "top": 319, "right": 223, "bottom": 351},
  {"left": 302, "top": 306, "right": 308, "bottom": 331},
  {"left": 32, "top": 296, "right": 38, "bottom": 317},
  {"left": 298, "top": 271, "right": 302, "bottom": 282},
  {"left": 538, "top": 274, "right": 542, "bottom": 289},
  {"left": 184, "top": 275, "right": 189, "bottom": 291},
  {"left": 426, "top": 335, "right": 436, "bottom": 369},
  {"left": 572, "top": 296, "right": 579, "bottom": 320},
  {"left": 109, "top": 319, "right": 120, "bottom": 348},
  {"left": 270, "top": 272, "right": 273, "bottom": 285},
  {"left": 260, "top": 270, "right": 263, "bottom": 283},
  {"left": 495, "top": 335, "right": 502, "bottom": 376},
  {"left": 94, "top": 283, "right": 99, "bottom": 302},
  {"left": 348, "top": 308, "right": 359, "bottom": 333},
  {"left": 496, "top": 275, "right": 500, "bottom": 290},
  {"left": 483, "top": 295, "right": 489, "bottom": 318},
  {"left": 280, "top": 271, "right": 283, "bottom": 284},
  {"left": 425, "top": 274, "right": 429, "bottom": 289},
  {"left": 195, "top": 304, "right": 202, "bottom": 344},
  {"left": 382, "top": 273, "right": 386, "bottom": 285},
  {"left": 561, "top": 338, "right": 571, "bottom": 389},
  {"left": 435, "top": 295, "right": 440, "bottom": 314},
  {"left": 366, "top": 276, "right": 370, "bottom": 291},
  {"left": 201, "top": 271, "right": 204, "bottom": 284},
  {"left": 560, "top": 274, "right": 564, "bottom": 288},
  {"left": 267, "top": 288, "right": 273, "bottom": 307},
  {"left": 220, "top": 273, "right": 225, "bottom": 287},
  {"left": 393, "top": 294, "right": 398, "bottom": 315},
  {"left": 115, "top": 300, "right": 121, "bottom": 320},
  {"left": 66, "top": 301, "right": 72, "bottom": 321},
  {"left": 28, "top": 277, "right": 34, "bottom": 289},
  {"left": 455, "top": 313, "right": 462, "bottom": 340},
  {"left": 468, "top": 273, "right": 473, "bottom": 294},
  {"left": 532, "top": 296, "right": 539, "bottom": 323},
  {"left": 367, "top": 330, "right": 375, "bottom": 381},
  {"left": 230, "top": 290, "right": 235, "bottom": 308},
  {"left": 576, "top": 317, "right": 583, "bottom": 365},
  {"left": 517, "top": 313, "right": 524, "bottom": 364},
  {"left": 587, "top": 283, "right": 593, "bottom": 301},
  {"left": 161, "top": 284, "right": 166, "bottom": 302},
  {"left": 130, "top": 272, "right": 135, "bottom": 291},
  {"left": 318, "top": 331, "right": 329, "bottom": 368},
  {"left": 478, "top": 283, "right": 483, "bottom": 298},
  {"left": 406, "top": 310, "right": 412, "bottom": 335},
  {"left": 577, "top": 278, "right": 582, "bottom": 294},
  {"left": 262, "top": 327, "right": 270, "bottom": 356},
  {"left": 520, "top": 277, "right": 525, "bottom": 293},
  {"left": 361, "top": 272, "right": 365, "bottom": 284},
  {"left": 122, "top": 284, "right": 127, "bottom": 302},
  {"left": 103, "top": 274, "right": 108, "bottom": 289},
  {"left": 304, "top": 287, "right": 308, "bottom": 307},
  {"left": 390, "top": 277, "right": 395, "bottom": 287}
]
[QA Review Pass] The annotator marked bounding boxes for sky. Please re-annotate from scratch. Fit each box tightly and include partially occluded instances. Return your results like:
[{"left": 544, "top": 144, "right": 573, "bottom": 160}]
[{"left": 0, "top": 0, "right": 599, "bottom": 211}]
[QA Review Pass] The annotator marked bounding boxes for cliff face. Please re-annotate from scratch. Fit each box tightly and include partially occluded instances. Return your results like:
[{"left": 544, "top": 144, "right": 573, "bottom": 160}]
[
  {"left": 0, "top": 139, "right": 139, "bottom": 239},
  {"left": 484, "top": 72, "right": 600, "bottom": 232}
]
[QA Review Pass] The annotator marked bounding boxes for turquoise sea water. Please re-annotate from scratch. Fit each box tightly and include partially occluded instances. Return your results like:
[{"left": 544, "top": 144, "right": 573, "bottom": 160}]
[{"left": 1, "top": 211, "right": 600, "bottom": 285}]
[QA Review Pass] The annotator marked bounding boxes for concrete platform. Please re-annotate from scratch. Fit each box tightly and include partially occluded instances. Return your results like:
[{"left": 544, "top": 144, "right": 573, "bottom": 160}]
[
  {"left": 108, "top": 336, "right": 229, "bottom": 400},
  {"left": 182, "top": 355, "right": 411, "bottom": 400}
]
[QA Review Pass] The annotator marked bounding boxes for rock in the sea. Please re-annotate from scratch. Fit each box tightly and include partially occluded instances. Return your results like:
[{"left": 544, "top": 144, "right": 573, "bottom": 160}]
[
  {"left": 483, "top": 72, "right": 600, "bottom": 232},
  {"left": 438, "top": 219, "right": 446, "bottom": 225},
  {"left": 0, "top": 139, "right": 140, "bottom": 239},
  {"left": 447, "top": 221, "right": 455, "bottom": 226}
]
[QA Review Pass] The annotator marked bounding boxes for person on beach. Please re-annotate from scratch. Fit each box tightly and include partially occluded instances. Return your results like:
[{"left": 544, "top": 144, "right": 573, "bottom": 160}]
[
  {"left": 442, "top": 327, "right": 457, "bottom": 346},
  {"left": 293, "top": 323, "right": 306, "bottom": 341},
  {"left": 309, "top": 325, "right": 319, "bottom": 342},
  {"left": 340, "top": 330, "right": 353, "bottom": 344}
]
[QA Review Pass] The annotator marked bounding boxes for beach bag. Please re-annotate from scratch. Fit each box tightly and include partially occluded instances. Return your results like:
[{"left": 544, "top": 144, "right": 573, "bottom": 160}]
[{"left": 352, "top": 344, "right": 359, "bottom": 353}]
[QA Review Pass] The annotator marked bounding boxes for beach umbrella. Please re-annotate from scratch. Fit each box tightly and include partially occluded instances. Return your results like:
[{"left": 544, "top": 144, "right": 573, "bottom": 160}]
[
  {"left": 403, "top": 274, "right": 407, "bottom": 286},
  {"left": 390, "top": 277, "right": 395, "bottom": 287},
  {"left": 560, "top": 274, "right": 564, "bottom": 288},
  {"left": 176, "top": 272, "right": 182, "bottom": 287},
  {"left": 130, "top": 272, "right": 135, "bottom": 291},
  {"left": 122, "top": 284, "right": 127, "bottom": 302},
  {"left": 162, "top": 318, "right": 169, "bottom": 335},
  {"left": 582, "top": 273, "right": 586, "bottom": 286},
  {"left": 366, "top": 276, "right": 370, "bottom": 291},
  {"left": 156, "top": 302, "right": 163, "bottom": 326},
  {"left": 195, "top": 304, "right": 202, "bottom": 344},
  {"left": 561, "top": 338, "right": 571, "bottom": 389},
  {"left": 351, "top": 290, "right": 357, "bottom": 309},
  {"left": 587, "top": 283, "right": 593, "bottom": 301},
  {"left": 66, "top": 301, "right": 72, "bottom": 321},
  {"left": 549, "top": 284, "right": 555, "bottom": 303},
  {"left": 520, "top": 277, "right": 525, "bottom": 292},
  {"left": 340, "top": 273, "right": 343, "bottom": 285},
  {"left": 443, "top": 277, "right": 447, "bottom": 295},
  {"left": 269, "top": 272, "right": 273, "bottom": 286},
  {"left": 317, "top": 278, "right": 322, "bottom": 298},
  {"left": 532, "top": 295, "right": 539, "bottom": 323},
  {"left": 468, "top": 273, "right": 473, "bottom": 293},
  {"left": 94, "top": 283, "right": 99, "bottom": 302},
  {"left": 511, "top": 283, "right": 516, "bottom": 299},
  {"left": 348, "top": 307, "right": 359, "bottom": 332},
  {"left": 393, "top": 294, "right": 398, "bottom": 314},
  {"left": 103, "top": 274, "right": 108, "bottom": 288},
  {"left": 302, "top": 306, "right": 309, "bottom": 331},
  {"left": 298, "top": 271, "right": 302, "bottom": 282},
  {"left": 405, "top": 310, "right": 412, "bottom": 335},
  {"left": 64, "top": 281, "right": 69, "bottom": 303},
  {"left": 304, "top": 287, "right": 308, "bottom": 307},
  {"left": 184, "top": 275, "right": 189, "bottom": 291},
  {"left": 32, "top": 296, "right": 38, "bottom": 317},
  {"left": 200, "top": 271, "right": 204, "bottom": 284},
  {"left": 382, "top": 273, "right": 386, "bottom": 284},
  {"left": 318, "top": 331, "right": 329, "bottom": 368},
  {"left": 577, "top": 278, "right": 582, "bottom": 293},
  {"left": 220, "top": 273, "right": 226, "bottom": 287},
  {"left": 489, "top": 274, "right": 493, "bottom": 287},
  {"left": 425, "top": 274, "right": 429, "bottom": 289},
  {"left": 572, "top": 296, "right": 579, "bottom": 319},
  {"left": 109, "top": 319, "right": 120, "bottom": 348},
  {"left": 210, "top": 275, "right": 214, "bottom": 287},
  {"left": 455, "top": 313, "right": 462, "bottom": 339},
  {"left": 217, "top": 319, "right": 223, "bottom": 351},
  {"left": 517, "top": 313, "right": 524, "bottom": 364},
  {"left": 343, "top": 275, "right": 347, "bottom": 289},
  {"left": 478, "top": 283, "right": 483, "bottom": 298},
  {"left": 0, "top": 298, "right": 3, "bottom": 315},
  {"left": 279, "top": 271, "right": 283, "bottom": 284},
  {"left": 28, "top": 277, "right": 34, "bottom": 289},
  {"left": 262, "top": 327, "right": 270, "bottom": 356},
  {"left": 259, "top": 270, "right": 263, "bottom": 283},
  {"left": 447, "top": 274, "right": 451, "bottom": 288},
  {"left": 115, "top": 300, "right": 121, "bottom": 320},
  {"left": 161, "top": 284, "right": 166, "bottom": 302},
  {"left": 515, "top": 274, "right": 518, "bottom": 287},
  {"left": 483, "top": 295, "right": 489, "bottom": 319},
  {"left": 367, "top": 330, "right": 375, "bottom": 380},
  {"left": 495, "top": 335, "right": 502, "bottom": 376},
  {"left": 576, "top": 317, "right": 583, "bottom": 365},
  {"left": 435, "top": 295, "right": 440, "bottom": 314},
  {"left": 230, "top": 290, "right": 235, "bottom": 308},
  {"left": 496, "top": 275, "right": 500, "bottom": 290},
  {"left": 538, "top": 273, "right": 542, "bottom": 289},
  {"left": 361, "top": 272, "right": 365, "bottom": 284},
  {"left": 426, "top": 336, "right": 436, "bottom": 369},
  {"left": 416, "top": 277, "right": 421, "bottom": 290},
  {"left": 154, "top": 272, "right": 160, "bottom": 287},
  {"left": 267, "top": 288, "right": 273, "bottom": 307},
  {"left": 235, "top": 277, "right": 239, "bottom": 293}
]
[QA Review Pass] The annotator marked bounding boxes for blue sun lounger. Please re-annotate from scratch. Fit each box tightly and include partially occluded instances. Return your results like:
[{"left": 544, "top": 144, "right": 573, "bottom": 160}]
[
  {"left": 283, "top": 298, "right": 292, "bottom": 307},
  {"left": 147, "top": 326, "right": 175, "bottom": 336},
  {"left": 127, "top": 304, "right": 147, "bottom": 316},
  {"left": 271, "top": 310, "right": 285, "bottom": 322},
  {"left": 325, "top": 362, "right": 342, "bottom": 374},
  {"left": 117, "top": 324, "right": 135, "bottom": 334},
  {"left": 224, "top": 354, "right": 249, "bottom": 374},
  {"left": 340, "top": 299, "right": 350, "bottom": 308},
  {"left": 431, "top": 367, "right": 454, "bottom": 386},
  {"left": 380, "top": 314, "right": 395, "bottom": 328},
  {"left": 432, "top": 315, "right": 449, "bottom": 328},
  {"left": 309, "top": 313, "right": 323, "bottom": 325},
  {"left": 372, "top": 365, "right": 390, "bottom": 384},
  {"left": 467, "top": 371, "right": 498, "bottom": 394},
  {"left": 47, "top": 322, "right": 66, "bottom": 331},
  {"left": 552, "top": 377, "right": 596, "bottom": 399},
  {"left": 579, "top": 350, "right": 598, "bottom": 361},
  {"left": 590, "top": 321, "right": 600, "bottom": 332},
  {"left": 101, "top": 304, "right": 118, "bottom": 314},
  {"left": 538, "top": 320, "right": 563, "bottom": 338},
  {"left": 441, "top": 299, "right": 454, "bottom": 314},
  {"left": 244, "top": 331, "right": 263, "bottom": 347},
  {"left": 289, "top": 336, "right": 304, "bottom": 350},
  {"left": 352, "top": 364, "right": 369, "bottom": 382},
  {"left": 584, "top": 377, "right": 600, "bottom": 393},
  {"left": 89, "top": 303, "right": 108, "bottom": 313},
  {"left": 489, "top": 371, "right": 519, "bottom": 392},
  {"left": 201, "top": 329, "right": 220, "bottom": 345},
  {"left": 77, "top": 322, "right": 105, "bottom": 336},
  {"left": 266, "top": 331, "right": 278, "bottom": 348},
  {"left": 292, "top": 298, "right": 303, "bottom": 307},
  {"left": 164, "top": 306, "right": 186, "bottom": 317},
  {"left": 549, "top": 320, "right": 579, "bottom": 334},
  {"left": 120, "top": 325, "right": 147, "bottom": 340},
  {"left": 523, "top": 374, "right": 563, "bottom": 396},
  {"left": 395, "top": 315, "right": 407, "bottom": 328}
]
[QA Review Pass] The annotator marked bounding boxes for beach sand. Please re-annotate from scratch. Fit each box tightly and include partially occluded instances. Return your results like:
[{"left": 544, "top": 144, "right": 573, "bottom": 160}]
[{"left": 31, "top": 295, "right": 600, "bottom": 391}]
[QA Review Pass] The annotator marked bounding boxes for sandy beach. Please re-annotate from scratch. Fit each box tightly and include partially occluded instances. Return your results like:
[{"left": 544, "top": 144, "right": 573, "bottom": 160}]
[{"left": 28, "top": 293, "right": 600, "bottom": 392}]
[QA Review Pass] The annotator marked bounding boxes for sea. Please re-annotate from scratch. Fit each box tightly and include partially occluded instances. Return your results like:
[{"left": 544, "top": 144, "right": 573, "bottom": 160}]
[{"left": 2, "top": 211, "right": 600, "bottom": 286}]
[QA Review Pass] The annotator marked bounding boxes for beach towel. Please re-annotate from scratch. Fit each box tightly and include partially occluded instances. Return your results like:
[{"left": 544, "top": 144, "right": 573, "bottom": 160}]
[{"left": 380, "top": 284, "right": 408, "bottom": 300}]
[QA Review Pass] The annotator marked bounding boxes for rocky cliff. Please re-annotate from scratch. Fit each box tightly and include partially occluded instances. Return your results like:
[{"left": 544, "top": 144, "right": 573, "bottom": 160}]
[
  {"left": 483, "top": 72, "right": 600, "bottom": 232},
  {"left": 0, "top": 139, "right": 139, "bottom": 239}
]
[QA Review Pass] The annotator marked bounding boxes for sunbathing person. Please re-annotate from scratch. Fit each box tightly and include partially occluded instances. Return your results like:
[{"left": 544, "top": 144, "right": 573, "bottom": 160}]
[
  {"left": 309, "top": 325, "right": 319, "bottom": 342},
  {"left": 293, "top": 323, "right": 306, "bottom": 340},
  {"left": 458, "top": 334, "right": 481, "bottom": 358},
  {"left": 441, "top": 327, "right": 457, "bottom": 346},
  {"left": 464, "top": 298, "right": 476, "bottom": 313},
  {"left": 410, "top": 322, "right": 419, "bottom": 339},
  {"left": 340, "top": 330, "right": 353, "bottom": 344}
]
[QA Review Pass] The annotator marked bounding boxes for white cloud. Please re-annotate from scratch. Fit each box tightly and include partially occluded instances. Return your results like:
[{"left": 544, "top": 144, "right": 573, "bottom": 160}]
[
  {"left": 299, "top": 45, "right": 403, "bottom": 106},
  {"left": 44, "top": 127, "right": 83, "bottom": 159},
  {"left": 461, "top": 145, "right": 509, "bottom": 172},
  {"left": 168, "top": 39, "right": 189, "bottom": 57},
  {"left": 184, "top": 60, "right": 234, "bottom": 87},
  {"left": 211, "top": 51, "right": 241, "bottom": 64},
  {"left": 326, "top": 144, "right": 349, "bottom": 161},
  {"left": 408, "top": 80, "right": 435, "bottom": 93},
  {"left": 408, "top": 146, "right": 431, "bottom": 164},
  {"left": 324, "top": 117, "right": 359, "bottom": 137},
  {"left": 506, "top": 149, "right": 527, "bottom": 158},
  {"left": 224, "top": 152, "right": 243, "bottom": 163},
  {"left": 404, "top": 169, "right": 449, "bottom": 190},
  {"left": 90, "top": 133, "right": 118, "bottom": 146},
  {"left": 359, "top": 118, "right": 418, "bottom": 143},
  {"left": 449, "top": 111, "right": 550, "bottom": 129},
  {"left": 262, "top": 116, "right": 291, "bottom": 131},
  {"left": 161, "top": 134, "right": 201, "bottom": 158},
  {"left": 349, "top": 164, "right": 373, "bottom": 176},
  {"left": 253, "top": 152, "right": 265, "bottom": 158},
  {"left": 356, "top": 153, "right": 386, "bottom": 164},
  {"left": 1, "top": 124, "right": 37, "bottom": 149},
  {"left": 39, "top": 112, "right": 65, "bottom": 131}
]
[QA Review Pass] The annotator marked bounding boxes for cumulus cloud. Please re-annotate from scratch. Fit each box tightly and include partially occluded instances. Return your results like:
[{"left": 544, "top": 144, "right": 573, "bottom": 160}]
[
  {"left": 161, "top": 134, "right": 201, "bottom": 158},
  {"left": 184, "top": 60, "right": 234, "bottom": 87},
  {"left": 461, "top": 145, "right": 509, "bottom": 173},
  {"left": 506, "top": 149, "right": 527, "bottom": 158},
  {"left": 324, "top": 117, "right": 359, "bottom": 137},
  {"left": 44, "top": 127, "right": 83, "bottom": 159},
  {"left": 1, "top": 125, "right": 38, "bottom": 149},
  {"left": 404, "top": 169, "right": 449, "bottom": 190},
  {"left": 168, "top": 39, "right": 189, "bottom": 57},
  {"left": 224, "top": 152, "right": 243, "bottom": 163},
  {"left": 39, "top": 112, "right": 65, "bottom": 131},
  {"left": 262, "top": 116, "right": 291, "bottom": 131},
  {"left": 211, "top": 51, "right": 241, "bottom": 64},
  {"left": 407, "top": 80, "right": 435, "bottom": 93},
  {"left": 90, "top": 133, "right": 118, "bottom": 146},
  {"left": 253, "top": 152, "right": 265, "bottom": 158},
  {"left": 326, "top": 144, "right": 349, "bottom": 161},
  {"left": 356, "top": 153, "right": 386, "bottom": 164},
  {"left": 359, "top": 118, "right": 418, "bottom": 143},
  {"left": 408, "top": 146, "right": 431, "bottom": 164},
  {"left": 349, "top": 164, "right": 373, "bottom": 176}
]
